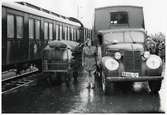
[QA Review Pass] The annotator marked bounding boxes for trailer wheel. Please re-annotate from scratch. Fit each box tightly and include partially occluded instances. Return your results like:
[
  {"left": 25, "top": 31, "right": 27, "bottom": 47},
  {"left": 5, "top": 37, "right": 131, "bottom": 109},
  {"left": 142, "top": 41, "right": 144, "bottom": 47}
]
[
  {"left": 65, "top": 72, "right": 71, "bottom": 86},
  {"left": 148, "top": 80, "right": 162, "bottom": 93},
  {"left": 73, "top": 71, "right": 78, "bottom": 82},
  {"left": 46, "top": 72, "right": 54, "bottom": 85}
]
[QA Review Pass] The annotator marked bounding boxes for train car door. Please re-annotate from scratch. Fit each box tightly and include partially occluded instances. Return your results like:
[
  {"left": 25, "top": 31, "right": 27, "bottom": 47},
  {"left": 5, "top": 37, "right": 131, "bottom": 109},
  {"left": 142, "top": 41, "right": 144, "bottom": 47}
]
[
  {"left": 2, "top": 7, "right": 7, "bottom": 70},
  {"left": 28, "top": 15, "right": 42, "bottom": 60},
  {"left": 43, "top": 18, "right": 54, "bottom": 45},
  {"left": 6, "top": 9, "right": 29, "bottom": 65}
]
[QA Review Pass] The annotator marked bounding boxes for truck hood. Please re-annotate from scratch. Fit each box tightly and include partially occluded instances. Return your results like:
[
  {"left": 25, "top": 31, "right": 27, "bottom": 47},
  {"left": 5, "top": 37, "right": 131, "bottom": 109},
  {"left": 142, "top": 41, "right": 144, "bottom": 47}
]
[{"left": 106, "top": 43, "right": 144, "bottom": 51}]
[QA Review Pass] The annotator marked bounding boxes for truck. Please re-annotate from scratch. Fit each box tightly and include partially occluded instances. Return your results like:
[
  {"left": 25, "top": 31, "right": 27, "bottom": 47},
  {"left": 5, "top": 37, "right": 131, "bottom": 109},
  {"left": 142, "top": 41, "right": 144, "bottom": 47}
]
[{"left": 94, "top": 5, "right": 164, "bottom": 94}]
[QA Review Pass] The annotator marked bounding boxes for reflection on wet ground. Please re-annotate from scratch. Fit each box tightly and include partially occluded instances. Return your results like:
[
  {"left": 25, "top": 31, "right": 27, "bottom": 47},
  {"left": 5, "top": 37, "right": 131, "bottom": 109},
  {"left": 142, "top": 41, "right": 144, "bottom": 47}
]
[{"left": 2, "top": 75, "right": 165, "bottom": 113}]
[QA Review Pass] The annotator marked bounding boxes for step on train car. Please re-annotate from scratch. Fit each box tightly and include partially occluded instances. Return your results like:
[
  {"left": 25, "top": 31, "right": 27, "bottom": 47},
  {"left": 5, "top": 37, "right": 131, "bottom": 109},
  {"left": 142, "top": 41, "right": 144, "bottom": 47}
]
[{"left": 94, "top": 6, "right": 164, "bottom": 94}]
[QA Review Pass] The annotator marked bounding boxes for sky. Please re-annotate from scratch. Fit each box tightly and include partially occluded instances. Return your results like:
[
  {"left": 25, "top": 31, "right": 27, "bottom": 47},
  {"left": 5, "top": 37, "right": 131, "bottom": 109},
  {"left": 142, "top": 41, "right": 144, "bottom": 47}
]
[{"left": 2, "top": 0, "right": 167, "bottom": 35}]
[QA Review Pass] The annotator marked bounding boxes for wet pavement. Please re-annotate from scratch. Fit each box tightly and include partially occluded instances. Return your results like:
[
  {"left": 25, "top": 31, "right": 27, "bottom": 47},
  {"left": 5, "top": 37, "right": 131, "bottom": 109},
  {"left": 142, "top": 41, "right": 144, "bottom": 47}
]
[{"left": 2, "top": 72, "right": 166, "bottom": 113}]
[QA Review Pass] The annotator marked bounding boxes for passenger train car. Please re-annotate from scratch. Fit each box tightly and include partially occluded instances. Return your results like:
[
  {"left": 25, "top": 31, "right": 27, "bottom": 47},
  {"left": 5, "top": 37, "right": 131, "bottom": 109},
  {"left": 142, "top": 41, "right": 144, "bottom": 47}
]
[
  {"left": 94, "top": 6, "right": 164, "bottom": 94},
  {"left": 2, "top": 2, "right": 92, "bottom": 75}
]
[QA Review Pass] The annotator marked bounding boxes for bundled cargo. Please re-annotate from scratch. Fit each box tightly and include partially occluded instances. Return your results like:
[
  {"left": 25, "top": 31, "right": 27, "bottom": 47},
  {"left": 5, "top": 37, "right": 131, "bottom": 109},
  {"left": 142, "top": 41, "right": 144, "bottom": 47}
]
[
  {"left": 43, "top": 40, "right": 79, "bottom": 61},
  {"left": 48, "top": 40, "right": 79, "bottom": 49}
]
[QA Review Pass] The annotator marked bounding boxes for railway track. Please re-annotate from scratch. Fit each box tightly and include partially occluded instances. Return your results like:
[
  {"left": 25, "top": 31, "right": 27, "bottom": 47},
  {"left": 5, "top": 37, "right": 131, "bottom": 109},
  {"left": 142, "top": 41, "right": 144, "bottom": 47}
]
[{"left": 2, "top": 69, "right": 42, "bottom": 95}]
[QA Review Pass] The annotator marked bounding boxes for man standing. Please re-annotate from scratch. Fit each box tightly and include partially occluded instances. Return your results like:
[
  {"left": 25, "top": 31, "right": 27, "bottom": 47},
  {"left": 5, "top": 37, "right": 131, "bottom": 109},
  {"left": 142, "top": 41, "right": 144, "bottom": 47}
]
[{"left": 82, "top": 38, "right": 97, "bottom": 89}]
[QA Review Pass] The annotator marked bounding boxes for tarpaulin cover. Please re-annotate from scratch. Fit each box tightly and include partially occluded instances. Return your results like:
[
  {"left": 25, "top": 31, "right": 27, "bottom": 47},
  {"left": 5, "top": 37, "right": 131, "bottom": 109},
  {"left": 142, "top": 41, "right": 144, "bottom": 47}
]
[
  {"left": 48, "top": 40, "right": 79, "bottom": 49},
  {"left": 43, "top": 40, "right": 79, "bottom": 61}
]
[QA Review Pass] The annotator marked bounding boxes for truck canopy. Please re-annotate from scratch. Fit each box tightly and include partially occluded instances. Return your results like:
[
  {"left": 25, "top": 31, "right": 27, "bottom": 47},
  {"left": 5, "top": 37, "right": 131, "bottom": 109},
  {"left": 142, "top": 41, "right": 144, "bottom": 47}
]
[{"left": 95, "top": 5, "right": 145, "bottom": 32}]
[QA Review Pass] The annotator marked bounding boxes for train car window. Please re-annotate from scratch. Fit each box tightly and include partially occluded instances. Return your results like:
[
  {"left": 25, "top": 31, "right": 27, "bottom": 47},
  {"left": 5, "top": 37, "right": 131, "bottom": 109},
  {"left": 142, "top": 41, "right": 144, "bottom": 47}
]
[
  {"left": 85, "top": 29, "right": 87, "bottom": 39},
  {"left": 55, "top": 25, "right": 59, "bottom": 40},
  {"left": 44, "top": 22, "right": 49, "bottom": 40},
  {"left": 110, "top": 12, "right": 128, "bottom": 24},
  {"left": 62, "top": 25, "right": 65, "bottom": 40},
  {"left": 67, "top": 27, "right": 70, "bottom": 40},
  {"left": 77, "top": 30, "right": 80, "bottom": 41},
  {"left": 87, "top": 30, "right": 89, "bottom": 38},
  {"left": 16, "top": 16, "right": 24, "bottom": 39},
  {"left": 89, "top": 30, "right": 92, "bottom": 38},
  {"left": 84, "top": 29, "right": 86, "bottom": 39},
  {"left": 83, "top": 29, "right": 85, "bottom": 41},
  {"left": 29, "top": 19, "right": 34, "bottom": 39},
  {"left": 76, "top": 29, "right": 78, "bottom": 40},
  {"left": 59, "top": 25, "right": 62, "bottom": 40},
  {"left": 7, "top": 14, "right": 14, "bottom": 38},
  {"left": 66, "top": 27, "right": 68, "bottom": 40},
  {"left": 88, "top": 30, "right": 91, "bottom": 38},
  {"left": 64, "top": 26, "right": 67, "bottom": 40},
  {"left": 69, "top": 27, "right": 72, "bottom": 40},
  {"left": 35, "top": 20, "right": 40, "bottom": 39},
  {"left": 71, "top": 28, "right": 73, "bottom": 41},
  {"left": 73, "top": 29, "right": 76, "bottom": 41},
  {"left": 88, "top": 30, "right": 90, "bottom": 38},
  {"left": 49, "top": 23, "right": 53, "bottom": 40}
]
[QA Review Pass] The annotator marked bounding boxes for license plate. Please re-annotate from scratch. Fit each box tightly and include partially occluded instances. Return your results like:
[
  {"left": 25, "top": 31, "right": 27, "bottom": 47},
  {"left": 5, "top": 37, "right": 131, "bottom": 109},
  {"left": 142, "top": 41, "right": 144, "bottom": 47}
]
[{"left": 122, "top": 72, "right": 139, "bottom": 78}]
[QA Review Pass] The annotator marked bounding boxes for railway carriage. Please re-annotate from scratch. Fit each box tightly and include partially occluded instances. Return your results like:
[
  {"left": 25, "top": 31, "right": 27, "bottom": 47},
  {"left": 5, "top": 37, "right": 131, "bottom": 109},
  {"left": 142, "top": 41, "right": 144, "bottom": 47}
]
[
  {"left": 94, "top": 6, "right": 164, "bottom": 94},
  {"left": 2, "top": 2, "right": 92, "bottom": 80}
]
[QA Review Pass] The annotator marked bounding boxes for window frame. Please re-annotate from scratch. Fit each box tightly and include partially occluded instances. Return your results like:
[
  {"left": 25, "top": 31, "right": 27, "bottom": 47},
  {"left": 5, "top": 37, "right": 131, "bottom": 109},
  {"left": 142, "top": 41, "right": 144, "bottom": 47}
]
[
  {"left": 55, "top": 24, "right": 59, "bottom": 40},
  {"left": 71, "top": 27, "right": 73, "bottom": 41},
  {"left": 44, "top": 22, "right": 49, "bottom": 40},
  {"left": 49, "top": 23, "right": 53, "bottom": 40},
  {"left": 35, "top": 20, "right": 41, "bottom": 40},
  {"left": 64, "top": 26, "right": 67, "bottom": 40},
  {"left": 67, "top": 26, "right": 70, "bottom": 40},
  {"left": 28, "top": 18, "right": 34, "bottom": 39},
  {"left": 73, "top": 28, "right": 76, "bottom": 41},
  {"left": 110, "top": 11, "right": 129, "bottom": 25},
  {"left": 59, "top": 24, "right": 63, "bottom": 40},
  {"left": 77, "top": 29, "right": 80, "bottom": 41},
  {"left": 7, "top": 14, "right": 15, "bottom": 39},
  {"left": 16, "top": 15, "right": 24, "bottom": 39}
]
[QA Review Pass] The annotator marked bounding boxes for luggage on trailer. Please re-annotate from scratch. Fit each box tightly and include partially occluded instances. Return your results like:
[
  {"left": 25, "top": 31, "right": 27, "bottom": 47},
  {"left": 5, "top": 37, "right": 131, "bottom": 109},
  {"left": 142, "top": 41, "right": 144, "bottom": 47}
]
[
  {"left": 43, "top": 40, "right": 79, "bottom": 60},
  {"left": 48, "top": 40, "right": 79, "bottom": 49}
]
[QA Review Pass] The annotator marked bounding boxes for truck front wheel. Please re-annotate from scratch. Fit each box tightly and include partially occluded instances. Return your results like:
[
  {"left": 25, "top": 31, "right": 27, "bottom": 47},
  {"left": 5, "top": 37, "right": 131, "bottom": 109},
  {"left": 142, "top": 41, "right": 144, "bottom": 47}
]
[
  {"left": 148, "top": 80, "right": 162, "bottom": 93},
  {"left": 101, "top": 72, "right": 109, "bottom": 95}
]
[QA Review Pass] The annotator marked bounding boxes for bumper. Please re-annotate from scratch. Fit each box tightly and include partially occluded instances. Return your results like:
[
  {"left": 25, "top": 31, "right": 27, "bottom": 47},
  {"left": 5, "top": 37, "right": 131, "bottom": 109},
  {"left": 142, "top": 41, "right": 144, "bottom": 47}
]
[{"left": 106, "top": 76, "right": 163, "bottom": 82}]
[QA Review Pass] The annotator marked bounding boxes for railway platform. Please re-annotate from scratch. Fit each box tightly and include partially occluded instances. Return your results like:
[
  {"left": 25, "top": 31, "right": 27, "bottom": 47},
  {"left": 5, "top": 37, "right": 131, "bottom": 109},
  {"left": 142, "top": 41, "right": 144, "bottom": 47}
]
[{"left": 2, "top": 67, "right": 166, "bottom": 113}]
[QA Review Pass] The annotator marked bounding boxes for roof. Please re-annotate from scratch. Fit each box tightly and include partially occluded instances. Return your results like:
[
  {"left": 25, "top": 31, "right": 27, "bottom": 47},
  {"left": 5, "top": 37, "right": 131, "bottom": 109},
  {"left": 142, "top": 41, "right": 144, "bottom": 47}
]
[
  {"left": 95, "top": 5, "right": 143, "bottom": 10},
  {"left": 2, "top": 2, "right": 80, "bottom": 26},
  {"left": 99, "top": 28, "right": 145, "bottom": 34}
]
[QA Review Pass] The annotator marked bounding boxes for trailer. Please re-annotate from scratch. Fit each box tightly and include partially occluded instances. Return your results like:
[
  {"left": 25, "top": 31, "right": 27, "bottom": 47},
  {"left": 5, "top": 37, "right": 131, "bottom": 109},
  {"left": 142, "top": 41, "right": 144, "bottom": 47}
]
[{"left": 42, "top": 40, "right": 79, "bottom": 85}]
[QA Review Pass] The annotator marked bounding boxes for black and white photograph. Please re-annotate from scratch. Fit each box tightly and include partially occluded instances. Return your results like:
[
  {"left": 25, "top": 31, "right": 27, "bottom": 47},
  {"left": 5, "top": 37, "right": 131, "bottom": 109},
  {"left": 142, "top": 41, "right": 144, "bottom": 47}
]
[{"left": 1, "top": 0, "right": 167, "bottom": 113}]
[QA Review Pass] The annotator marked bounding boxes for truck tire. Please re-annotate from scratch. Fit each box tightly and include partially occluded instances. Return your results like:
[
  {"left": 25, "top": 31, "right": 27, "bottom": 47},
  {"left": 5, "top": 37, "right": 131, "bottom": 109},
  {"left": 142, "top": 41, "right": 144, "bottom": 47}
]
[
  {"left": 148, "top": 80, "right": 162, "bottom": 93},
  {"left": 101, "top": 72, "right": 109, "bottom": 95}
]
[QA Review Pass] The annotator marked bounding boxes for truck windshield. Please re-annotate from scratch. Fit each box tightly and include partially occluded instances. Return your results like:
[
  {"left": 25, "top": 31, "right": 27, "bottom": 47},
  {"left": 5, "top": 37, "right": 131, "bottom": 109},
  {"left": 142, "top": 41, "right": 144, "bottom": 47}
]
[{"left": 103, "top": 31, "right": 144, "bottom": 44}]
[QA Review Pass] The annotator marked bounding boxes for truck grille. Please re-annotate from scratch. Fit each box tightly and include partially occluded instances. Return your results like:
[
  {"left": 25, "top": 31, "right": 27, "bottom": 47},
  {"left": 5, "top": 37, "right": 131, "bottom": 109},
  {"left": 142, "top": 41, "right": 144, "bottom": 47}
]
[
  {"left": 123, "top": 51, "right": 141, "bottom": 74},
  {"left": 102, "top": 50, "right": 142, "bottom": 77}
]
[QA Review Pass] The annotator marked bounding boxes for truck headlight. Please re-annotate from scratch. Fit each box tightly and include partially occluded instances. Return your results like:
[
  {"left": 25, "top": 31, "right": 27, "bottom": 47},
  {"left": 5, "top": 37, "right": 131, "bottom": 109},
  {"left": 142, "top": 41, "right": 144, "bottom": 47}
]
[
  {"left": 143, "top": 51, "right": 150, "bottom": 59},
  {"left": 114, "top": 52, "right": 121, "bottom": 60},
  {"left": 146, "top": 55, "right": 162, "bottom": 69},
  {"left": 102, "top": 56, "right": 119, "bottom": 71}
]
